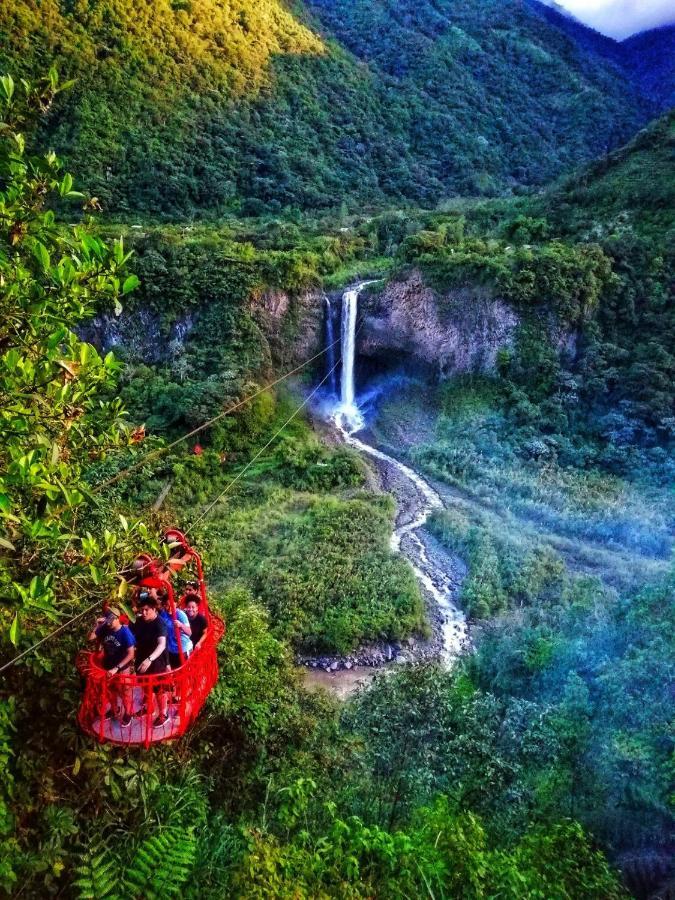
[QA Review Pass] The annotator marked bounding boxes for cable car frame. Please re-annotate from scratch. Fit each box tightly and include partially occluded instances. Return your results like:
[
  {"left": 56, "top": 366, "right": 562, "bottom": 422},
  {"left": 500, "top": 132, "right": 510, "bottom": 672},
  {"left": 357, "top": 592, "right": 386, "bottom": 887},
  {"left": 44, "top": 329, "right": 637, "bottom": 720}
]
[{"left": 76, "top": 530, "right": 225, "bottom": 748}]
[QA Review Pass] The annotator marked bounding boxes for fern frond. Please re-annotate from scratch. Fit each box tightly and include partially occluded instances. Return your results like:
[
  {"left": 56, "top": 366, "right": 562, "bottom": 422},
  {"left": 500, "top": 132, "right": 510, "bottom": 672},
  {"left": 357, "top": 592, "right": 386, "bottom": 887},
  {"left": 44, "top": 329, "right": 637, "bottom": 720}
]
[
  {"left": 74, "top": 839, "right": 120, "bottom": 900},
  {"left": 123, "top": 826, "right": 196, "bottom": 899}
]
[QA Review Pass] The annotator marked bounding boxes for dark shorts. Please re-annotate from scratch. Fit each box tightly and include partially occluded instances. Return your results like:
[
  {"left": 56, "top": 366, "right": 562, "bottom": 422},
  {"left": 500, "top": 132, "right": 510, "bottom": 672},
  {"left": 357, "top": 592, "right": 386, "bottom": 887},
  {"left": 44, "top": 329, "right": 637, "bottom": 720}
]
[
  {"left": 138, "top": 656, "right": 168, "bottom": 690},
  {"left": 104, "top": 661, "right": 134, "bottom": 674},
  {"left": 169, "top": 651, "right": 189, "bottom": 670}
]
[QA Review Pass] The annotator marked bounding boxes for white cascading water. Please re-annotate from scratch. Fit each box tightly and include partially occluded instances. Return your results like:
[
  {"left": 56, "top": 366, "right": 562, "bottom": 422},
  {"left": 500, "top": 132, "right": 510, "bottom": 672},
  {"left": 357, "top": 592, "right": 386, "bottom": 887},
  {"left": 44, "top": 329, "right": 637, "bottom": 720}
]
[
  {"left": 331, "top": 281, "right": 467, "bottom": 663},
  {"left": 333, "top": 282, "right": 372, "bottom": 432}
]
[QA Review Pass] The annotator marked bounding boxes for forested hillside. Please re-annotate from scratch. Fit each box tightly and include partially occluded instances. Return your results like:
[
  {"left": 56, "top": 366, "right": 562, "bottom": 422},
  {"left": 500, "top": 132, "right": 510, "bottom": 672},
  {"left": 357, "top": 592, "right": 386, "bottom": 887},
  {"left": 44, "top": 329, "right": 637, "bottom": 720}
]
[
  {"left": 0, "top": 0, "right": 661, "bottom": 216},
  {"left": 1, "top": 1, "right": 673, "bottom": 894},
  {"left": 611, "top": 26, "right": 675, "bottom": 116}
]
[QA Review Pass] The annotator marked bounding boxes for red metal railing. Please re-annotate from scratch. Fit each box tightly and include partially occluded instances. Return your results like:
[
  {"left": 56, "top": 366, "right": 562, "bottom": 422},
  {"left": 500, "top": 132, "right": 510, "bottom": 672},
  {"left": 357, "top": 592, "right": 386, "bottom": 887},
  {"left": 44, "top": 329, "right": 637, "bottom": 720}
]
[
  {"left": 76, "top": 613, "right": 225, "bottom": 747},
  {"left": 77, "top": 529, "right": 224, "bottom": 747}
]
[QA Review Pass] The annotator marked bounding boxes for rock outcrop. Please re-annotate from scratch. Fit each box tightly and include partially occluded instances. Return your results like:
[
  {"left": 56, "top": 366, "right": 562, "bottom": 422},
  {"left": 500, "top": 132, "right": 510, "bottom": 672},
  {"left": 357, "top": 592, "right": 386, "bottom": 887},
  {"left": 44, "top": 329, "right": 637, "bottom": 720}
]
[
  {"left": 82, "top": 287, "right": 325, "bottom": 369},
  {"left": 79, "top": 308, "right": 195, "bottom": 364},
  {"left": 357, "top": 269, "right": 519, "bottom": 379},
  {"left": 249, "top": 286, "right": 324, "bottom": 366}
]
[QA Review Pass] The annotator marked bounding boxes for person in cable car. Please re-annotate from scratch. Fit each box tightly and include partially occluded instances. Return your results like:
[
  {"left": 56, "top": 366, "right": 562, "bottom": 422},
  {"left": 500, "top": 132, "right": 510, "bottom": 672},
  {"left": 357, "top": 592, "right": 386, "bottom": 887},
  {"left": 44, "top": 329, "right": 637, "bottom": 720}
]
[
  {"left": 158, "top": 590, "right": 192, "bottom": 669},
  {"left": 184, "top": 594, "right": 208, "bottom": 653},
  {"left": 162, "top": 529, "right": 193, "bottom": 576},
  {"left": 87, "top": 605, "right": 135, "bottom": 727},
  {"left": 131, "top": 595, "right": 170, "bottom": 728},
  {"left": 128, "top": 553, "right": 159, "bottom": 584}
]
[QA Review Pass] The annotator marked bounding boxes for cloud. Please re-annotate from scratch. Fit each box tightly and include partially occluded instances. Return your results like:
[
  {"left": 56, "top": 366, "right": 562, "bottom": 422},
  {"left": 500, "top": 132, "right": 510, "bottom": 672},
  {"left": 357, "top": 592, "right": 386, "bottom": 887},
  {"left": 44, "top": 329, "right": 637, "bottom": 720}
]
[{"left": 553, "top": 0, "right": 675, "bottom": 39}]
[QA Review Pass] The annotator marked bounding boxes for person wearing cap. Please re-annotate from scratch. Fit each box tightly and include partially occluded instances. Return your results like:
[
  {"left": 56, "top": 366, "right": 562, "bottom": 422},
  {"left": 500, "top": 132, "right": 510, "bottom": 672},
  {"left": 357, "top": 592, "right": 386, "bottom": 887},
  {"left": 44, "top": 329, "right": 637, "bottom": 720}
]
[{"left": 88, "top": 606, "right": 136, "bottom": 727}]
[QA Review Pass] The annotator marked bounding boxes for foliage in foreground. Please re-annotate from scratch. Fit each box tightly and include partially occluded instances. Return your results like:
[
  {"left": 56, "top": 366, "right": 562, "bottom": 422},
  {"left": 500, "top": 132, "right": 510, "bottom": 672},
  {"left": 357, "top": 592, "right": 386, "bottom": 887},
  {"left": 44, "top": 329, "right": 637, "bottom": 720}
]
[
  {"left": 234, "top": 797, "right": 626, "bottom": 899},
  {"left": 0, "top": 70, "right": 142, "bottom": 647}
]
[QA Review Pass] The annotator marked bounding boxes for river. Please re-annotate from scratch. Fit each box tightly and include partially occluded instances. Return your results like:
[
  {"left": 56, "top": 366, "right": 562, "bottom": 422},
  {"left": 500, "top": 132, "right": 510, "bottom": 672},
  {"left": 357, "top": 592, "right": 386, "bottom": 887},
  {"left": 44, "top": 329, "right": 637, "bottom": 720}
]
[{"left": 303, "top": 282, "right": 467, "bottom": 697}]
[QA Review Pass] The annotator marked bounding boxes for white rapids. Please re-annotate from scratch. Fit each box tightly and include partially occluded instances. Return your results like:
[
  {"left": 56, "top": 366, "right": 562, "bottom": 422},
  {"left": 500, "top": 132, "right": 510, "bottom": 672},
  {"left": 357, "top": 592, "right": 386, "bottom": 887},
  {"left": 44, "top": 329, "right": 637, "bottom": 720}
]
[
  {"left": 342, "top": 429, "right": 467, "bottom": 662},
  {"left": 330, "top": 282, "right": 467, "bottom": 663}
]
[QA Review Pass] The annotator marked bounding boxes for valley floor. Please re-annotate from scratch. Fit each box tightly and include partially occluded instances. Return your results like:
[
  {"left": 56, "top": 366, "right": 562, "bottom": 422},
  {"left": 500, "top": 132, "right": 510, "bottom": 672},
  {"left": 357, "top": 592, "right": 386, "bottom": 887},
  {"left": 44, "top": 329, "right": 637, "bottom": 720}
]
[
  {"left": 305, "top": 375, "right": 673, "bottom": 694},
  {"left": 371, "top": 380, "right": 674, "bottom": 595}
]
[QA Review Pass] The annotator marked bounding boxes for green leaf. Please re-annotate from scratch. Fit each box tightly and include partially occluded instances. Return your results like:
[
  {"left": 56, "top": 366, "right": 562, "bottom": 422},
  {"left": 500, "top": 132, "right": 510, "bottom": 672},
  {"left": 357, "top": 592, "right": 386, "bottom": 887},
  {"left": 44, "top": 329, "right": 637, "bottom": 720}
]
[
  {"left": 60, "top": 173, "right": 73, "bottom": 196},
  {"left": 0, "top": 74, "right": 14, "bottom": 101},
  {"left": 47, "top": 326, "right": 69, "bottom": 349},
  {"left": 113, "top": 238, "right": 124, "bottom": 265},
  {"left": 122, "top": 274, "right": 139, "bottom": 295},
  {"left": 33, "top": 242, "right": 50, "bottom": 272},
  {"left": 9, "top": 613, "right": 19, "bottom": 647}
]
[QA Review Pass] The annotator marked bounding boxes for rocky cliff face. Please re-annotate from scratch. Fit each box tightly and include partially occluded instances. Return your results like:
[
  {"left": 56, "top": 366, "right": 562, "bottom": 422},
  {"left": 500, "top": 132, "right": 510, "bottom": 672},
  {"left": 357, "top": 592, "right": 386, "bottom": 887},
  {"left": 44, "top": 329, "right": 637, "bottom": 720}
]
[
  {"left": 81, "top": 286, "right": 325, "bottom": 369},
  {"left": 79, "top": 308, "right": 195, "bottom": 364},
  {"left": 249, "top": 286, "right": 325, "bottom": 367},
  {"left": 357, "top": 270, "right": 519, "bottom": 380}
]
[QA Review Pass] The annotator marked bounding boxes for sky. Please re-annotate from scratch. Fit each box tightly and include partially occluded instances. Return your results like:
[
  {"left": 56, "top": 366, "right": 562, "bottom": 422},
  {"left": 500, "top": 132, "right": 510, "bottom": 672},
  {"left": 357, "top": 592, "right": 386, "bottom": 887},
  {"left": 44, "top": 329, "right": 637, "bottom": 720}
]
[{"left": 552, "top": 0, "right": 675, "bottom": 39}]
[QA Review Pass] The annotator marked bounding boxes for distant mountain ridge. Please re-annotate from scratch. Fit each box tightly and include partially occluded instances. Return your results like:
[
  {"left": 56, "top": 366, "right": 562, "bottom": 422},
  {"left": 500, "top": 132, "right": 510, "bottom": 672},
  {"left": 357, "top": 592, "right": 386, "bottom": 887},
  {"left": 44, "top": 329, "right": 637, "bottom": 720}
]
[
  {"left": 620, "top": 26, "right": 675, "bottom": 110},
  {"left": 0, "top": 0, "right": 670, "bottom": 217},
  {"left": 529, "top": 1, "right": 675, "bottom": 107},
  {"left": 541, "top": 110, "right": 675, "bottom": 238},
  {"left": 530, "top": 0, "right": 581, "bottom": 25}
]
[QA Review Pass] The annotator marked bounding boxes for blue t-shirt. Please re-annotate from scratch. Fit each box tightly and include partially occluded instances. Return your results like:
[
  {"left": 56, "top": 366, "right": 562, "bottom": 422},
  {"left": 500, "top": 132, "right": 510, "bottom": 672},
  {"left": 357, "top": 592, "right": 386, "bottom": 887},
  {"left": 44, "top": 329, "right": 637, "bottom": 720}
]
[
  {"left": 159, "top": 608, "right": 193, "bottom": 655},
  {"left": 95, "top": 623, "right": 135, "bottom": 669}
]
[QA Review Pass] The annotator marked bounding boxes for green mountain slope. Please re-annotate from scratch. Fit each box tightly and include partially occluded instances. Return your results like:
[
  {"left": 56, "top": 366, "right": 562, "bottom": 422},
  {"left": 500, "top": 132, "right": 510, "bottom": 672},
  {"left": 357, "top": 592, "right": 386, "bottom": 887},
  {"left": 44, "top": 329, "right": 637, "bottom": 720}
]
[
  {"left": 620, "top": 26, "right": 675, "bottom": 111},
  {"left": 541, "top": 111, "right": 675, "bottom": 239},
  {"left": 403, "top": 110, "right": 675, "bottom": 444},
  {"left": 0, "top": 0, "right": 658, "bottom": 216}
]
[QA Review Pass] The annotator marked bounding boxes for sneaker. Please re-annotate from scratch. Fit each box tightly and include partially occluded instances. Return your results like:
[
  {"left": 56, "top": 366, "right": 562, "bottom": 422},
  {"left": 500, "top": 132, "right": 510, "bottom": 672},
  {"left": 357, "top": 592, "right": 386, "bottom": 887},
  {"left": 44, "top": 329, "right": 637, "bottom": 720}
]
[
  {"left": 153, "top": 714, "right": 169, "bottom": 728},
  {"left": 120, "top": 713, "right": 132, "bottom": 728}
]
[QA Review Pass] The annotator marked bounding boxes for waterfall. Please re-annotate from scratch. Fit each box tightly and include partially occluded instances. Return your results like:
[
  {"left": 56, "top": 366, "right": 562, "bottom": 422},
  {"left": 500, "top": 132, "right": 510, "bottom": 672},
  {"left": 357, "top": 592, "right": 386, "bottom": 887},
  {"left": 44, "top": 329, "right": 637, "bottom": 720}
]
[
  {"left": 340, "top": 285, "right": 359, "bottom": 410},
  {"left": 325, "top": 295, "right": 338, "bottom": 396},
  {"left": 334, "top": 281, "right": 373, "bottom": 433}
]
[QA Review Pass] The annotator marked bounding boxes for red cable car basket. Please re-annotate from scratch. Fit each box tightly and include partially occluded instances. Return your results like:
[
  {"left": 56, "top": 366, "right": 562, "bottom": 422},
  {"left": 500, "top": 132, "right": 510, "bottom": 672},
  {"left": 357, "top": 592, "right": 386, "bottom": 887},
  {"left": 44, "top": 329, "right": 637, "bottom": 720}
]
[{"left": 76, "top": 531, "right": 225, "bottom": 747}]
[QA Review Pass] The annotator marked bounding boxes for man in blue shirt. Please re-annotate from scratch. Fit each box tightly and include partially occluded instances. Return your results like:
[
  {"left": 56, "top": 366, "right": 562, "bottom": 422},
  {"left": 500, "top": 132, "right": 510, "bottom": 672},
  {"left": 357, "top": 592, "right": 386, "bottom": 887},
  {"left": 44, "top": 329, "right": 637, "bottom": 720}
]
[
  {"left": 158, "top": 592, "right": 192, "bottom": 669},
  {"left": 88, "top": 605, "right": 135, "bottom": 727}
]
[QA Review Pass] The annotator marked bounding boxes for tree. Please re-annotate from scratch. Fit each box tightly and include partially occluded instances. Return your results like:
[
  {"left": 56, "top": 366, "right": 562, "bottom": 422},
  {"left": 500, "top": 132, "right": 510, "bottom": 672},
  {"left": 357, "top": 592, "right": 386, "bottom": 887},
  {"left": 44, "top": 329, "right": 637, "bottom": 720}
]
[
  {"left": 0, "top": 69, "right": 142, "bottom": 655},
  {"left": 0, "top": 72, "right": 143, "bottom": 893}
]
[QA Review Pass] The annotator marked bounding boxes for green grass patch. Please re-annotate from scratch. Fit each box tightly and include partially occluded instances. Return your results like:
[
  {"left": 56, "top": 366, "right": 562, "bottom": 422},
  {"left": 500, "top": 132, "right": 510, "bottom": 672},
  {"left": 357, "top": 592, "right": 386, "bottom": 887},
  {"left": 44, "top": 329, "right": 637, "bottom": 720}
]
[
  {"left": 157, "top": 394, "right": 426, "bottom": 655},
  {"left": 322, "top": 256, "right": 393, "bottom": 291}
]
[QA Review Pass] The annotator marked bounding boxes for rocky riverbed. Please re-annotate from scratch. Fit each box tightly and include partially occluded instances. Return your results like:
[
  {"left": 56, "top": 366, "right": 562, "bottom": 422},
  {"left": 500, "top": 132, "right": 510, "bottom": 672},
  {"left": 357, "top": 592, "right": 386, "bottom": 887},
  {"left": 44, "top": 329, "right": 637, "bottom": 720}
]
[{"left": 301, "top": 425, "right": 468, "bottom": 689}]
